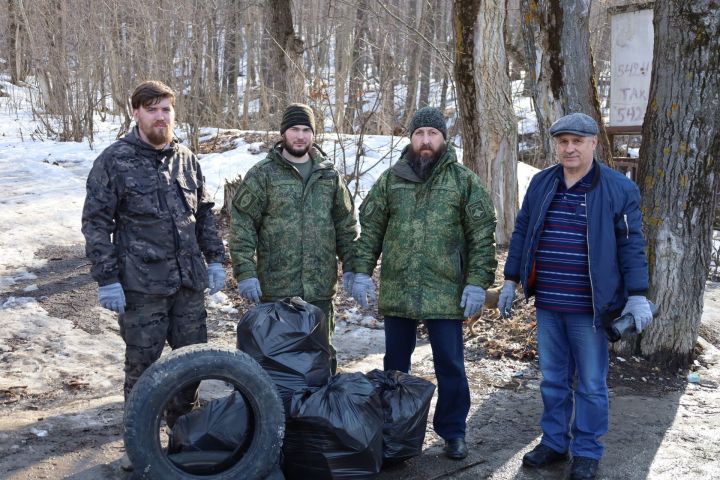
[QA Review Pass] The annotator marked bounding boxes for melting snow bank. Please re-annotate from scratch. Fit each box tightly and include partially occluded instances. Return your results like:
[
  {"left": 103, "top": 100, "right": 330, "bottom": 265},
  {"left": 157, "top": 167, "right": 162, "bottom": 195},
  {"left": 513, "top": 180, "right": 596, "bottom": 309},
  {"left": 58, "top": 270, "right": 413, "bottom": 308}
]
[{"left": 0, "top": 297, "right": 124, "bottom": 397}]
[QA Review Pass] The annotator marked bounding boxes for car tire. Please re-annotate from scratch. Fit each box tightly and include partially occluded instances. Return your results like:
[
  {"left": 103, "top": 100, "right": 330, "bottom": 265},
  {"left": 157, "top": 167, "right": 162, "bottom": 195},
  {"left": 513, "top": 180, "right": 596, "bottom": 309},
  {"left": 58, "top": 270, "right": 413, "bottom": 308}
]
[{"left": 124, "top": 345, "right": 284, "bottom": 479}]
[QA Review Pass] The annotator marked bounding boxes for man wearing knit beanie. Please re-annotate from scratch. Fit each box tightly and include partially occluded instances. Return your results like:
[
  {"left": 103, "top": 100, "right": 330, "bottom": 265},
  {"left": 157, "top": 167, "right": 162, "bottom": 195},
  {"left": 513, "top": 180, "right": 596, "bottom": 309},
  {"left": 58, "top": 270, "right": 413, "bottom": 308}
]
[
  {"left": 351, "top": 106, "right": 497, "bottom": 460},
  {"left": 230, "top": 103, "right": 357, "bottom": 375}
]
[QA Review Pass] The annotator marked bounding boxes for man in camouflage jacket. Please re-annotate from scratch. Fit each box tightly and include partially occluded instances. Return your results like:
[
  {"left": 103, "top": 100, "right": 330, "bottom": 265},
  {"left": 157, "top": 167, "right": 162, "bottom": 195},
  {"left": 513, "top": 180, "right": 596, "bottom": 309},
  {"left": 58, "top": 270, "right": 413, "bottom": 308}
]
[
  {"left": 351, "top": 107, "right": 497, "bottom": 460},
  {"left": 230, "top": 104, "right": 357, "bottom": 373},
  {"left": 81, "top": 81, "right": 225, "bottom": 438}
]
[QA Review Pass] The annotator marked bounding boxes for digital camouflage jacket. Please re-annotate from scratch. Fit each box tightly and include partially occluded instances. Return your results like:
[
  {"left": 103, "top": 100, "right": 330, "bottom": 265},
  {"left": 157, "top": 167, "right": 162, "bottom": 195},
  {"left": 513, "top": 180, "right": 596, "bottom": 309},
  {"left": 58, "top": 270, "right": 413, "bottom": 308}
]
[
  {"left": 354, "top": 144, "right": 497, "bottom": 320},
  {"left": 230, "top": 144, "right": 357, "bottom": 302},
  {"left": 81, "top": 128, "right": 224, "bottom": 295}
]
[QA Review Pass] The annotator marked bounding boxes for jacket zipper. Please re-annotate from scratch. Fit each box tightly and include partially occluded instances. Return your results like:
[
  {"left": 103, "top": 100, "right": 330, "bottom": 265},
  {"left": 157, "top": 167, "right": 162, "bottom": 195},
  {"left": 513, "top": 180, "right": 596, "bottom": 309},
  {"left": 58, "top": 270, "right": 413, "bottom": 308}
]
[
  {"left": 585, "top": 192, "right": 597, "bottom": 332},
  {"left": 623, "top": 213, "right": 629, "bottom": 239}
]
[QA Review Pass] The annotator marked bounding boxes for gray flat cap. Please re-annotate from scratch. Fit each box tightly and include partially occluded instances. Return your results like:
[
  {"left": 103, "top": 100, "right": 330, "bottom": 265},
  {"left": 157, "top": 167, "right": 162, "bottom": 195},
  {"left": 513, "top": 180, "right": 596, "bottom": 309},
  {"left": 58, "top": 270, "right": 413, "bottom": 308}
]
[{"left": 549, "top": 113, "right": 598, "bottom": 137}]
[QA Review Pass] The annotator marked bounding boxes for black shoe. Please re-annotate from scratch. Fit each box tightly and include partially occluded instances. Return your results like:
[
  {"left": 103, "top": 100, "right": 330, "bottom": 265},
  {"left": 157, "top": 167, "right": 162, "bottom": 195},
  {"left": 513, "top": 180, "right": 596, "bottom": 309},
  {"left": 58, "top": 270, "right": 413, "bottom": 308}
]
[
  {"left": 444, "top": 438, "right": 468, "bottom": 460},
  {"left": 571, "top": 456, "right": 599, "bottom": 479},
  {"left": 522, "top": 443, "right": 568, "bottom": 468}
]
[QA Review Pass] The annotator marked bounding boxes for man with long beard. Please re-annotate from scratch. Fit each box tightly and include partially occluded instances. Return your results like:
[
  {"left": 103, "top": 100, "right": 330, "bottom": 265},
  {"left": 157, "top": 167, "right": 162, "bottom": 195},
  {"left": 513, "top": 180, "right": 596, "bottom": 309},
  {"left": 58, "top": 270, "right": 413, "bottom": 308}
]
[
  {"left": 82, "top": 80, "right": 225, "bottom": 470},
  {"left": 230, "top": 104, "right": 357, "bottom": 373},
  {"left": 351, "top": 106, "right": 497, "bottom": 460}
]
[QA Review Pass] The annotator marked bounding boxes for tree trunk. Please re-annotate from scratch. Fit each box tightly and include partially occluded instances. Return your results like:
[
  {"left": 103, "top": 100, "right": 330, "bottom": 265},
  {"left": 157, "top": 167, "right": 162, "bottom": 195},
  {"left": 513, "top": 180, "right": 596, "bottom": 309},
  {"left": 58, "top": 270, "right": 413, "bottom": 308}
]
[
  {"left": 224, "top": 3, "right": 241, "bottom": 126},
  {"left": 343, "top": 0, "right": 369, "bottom": 133},
  {"left": 401, "top": 1, "right": 422, "bottom": 127},
  {"left": 453, "top": 0, "right": 518, "bottom": 247},
  {"left": 263, "top": 0, "right": 296, "bottom": 126},
  {"left": 519, "top": 0, "right": 612, "bottom": 168},
  {"left": 417, "top": 4, "right": 433, "bottom": 108},
  {"left": 636, "top": 0, "right": 720, "bottom": 369}
]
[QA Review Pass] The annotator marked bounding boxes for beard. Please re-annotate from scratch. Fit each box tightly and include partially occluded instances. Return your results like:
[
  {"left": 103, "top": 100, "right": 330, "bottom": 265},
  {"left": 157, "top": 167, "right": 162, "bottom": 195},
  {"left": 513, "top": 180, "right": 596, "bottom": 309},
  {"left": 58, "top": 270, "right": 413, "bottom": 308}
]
[
  {"left": 139, "top": 120, "right": 173, "bottom": 147},
  {"left": 282, "top": 137, "right": 311, "bottom": 158},
  {"left": 407, "top": 142, "right": 446, "bottom": 181}
]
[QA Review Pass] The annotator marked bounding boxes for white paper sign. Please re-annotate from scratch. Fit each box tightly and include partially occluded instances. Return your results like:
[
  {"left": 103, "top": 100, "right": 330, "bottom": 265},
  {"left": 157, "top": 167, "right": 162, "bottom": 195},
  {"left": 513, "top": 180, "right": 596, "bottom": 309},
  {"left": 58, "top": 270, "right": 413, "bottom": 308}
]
[{"left": 610, "top": 9, "right": 654, "bottom": 127}]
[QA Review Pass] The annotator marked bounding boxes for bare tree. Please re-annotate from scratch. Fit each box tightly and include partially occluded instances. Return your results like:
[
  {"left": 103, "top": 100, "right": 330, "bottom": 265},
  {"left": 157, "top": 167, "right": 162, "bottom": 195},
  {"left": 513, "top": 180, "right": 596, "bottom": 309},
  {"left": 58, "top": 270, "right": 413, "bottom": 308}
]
[
  {"left": 635, "top": 0, "right": 720, "bottom": 368},
  {"left": 453, "top": 0, "right": 518, "bottom": 246}
]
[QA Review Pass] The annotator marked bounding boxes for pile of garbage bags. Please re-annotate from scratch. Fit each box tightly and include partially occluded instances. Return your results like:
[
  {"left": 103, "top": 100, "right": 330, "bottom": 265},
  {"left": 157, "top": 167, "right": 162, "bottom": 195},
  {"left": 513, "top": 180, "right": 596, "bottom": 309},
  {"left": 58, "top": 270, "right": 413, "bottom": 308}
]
[{"left": 172, "top": 297, "right": 436, "bottom": 479}]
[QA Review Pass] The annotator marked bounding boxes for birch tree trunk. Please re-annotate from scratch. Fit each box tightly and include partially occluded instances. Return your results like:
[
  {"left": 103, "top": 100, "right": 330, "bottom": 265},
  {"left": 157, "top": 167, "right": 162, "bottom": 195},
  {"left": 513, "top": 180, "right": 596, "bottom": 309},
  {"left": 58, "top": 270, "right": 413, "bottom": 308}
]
[
  {"left": 636, "top": 0, "right": 720, "bottom": 368},
  {"left": 453, "top": 0, "right": 518, "bottom": 246}
]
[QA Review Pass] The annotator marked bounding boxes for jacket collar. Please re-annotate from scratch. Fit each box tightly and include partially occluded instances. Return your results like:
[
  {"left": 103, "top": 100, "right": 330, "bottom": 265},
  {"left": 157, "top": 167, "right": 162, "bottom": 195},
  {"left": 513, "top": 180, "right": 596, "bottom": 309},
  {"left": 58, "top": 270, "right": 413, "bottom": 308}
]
[
  {"left": 121, "top": 127, "right": 178, "bottom": 155},
  {"left": 552, "top": 160, "right": 601, "bottom": 190},
  {"left": 392, "top": 143, "right": 457, "bottom": 183},
  {"left": 269, "top": 142, "right": 333, "bottom": 171}
]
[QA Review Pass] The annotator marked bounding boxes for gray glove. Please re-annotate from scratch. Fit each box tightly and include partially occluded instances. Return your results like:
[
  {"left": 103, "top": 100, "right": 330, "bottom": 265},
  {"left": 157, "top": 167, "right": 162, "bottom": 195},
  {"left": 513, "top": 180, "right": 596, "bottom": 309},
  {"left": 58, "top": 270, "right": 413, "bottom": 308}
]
[
  {"left": 460, "top": 284, "right": 486, "bottom": 318},
  {"left": 207, "top": 262, "right": 226, "bottom": 294},
  {"left": 351, "top": 273, "right": 377, "bottom": 308},
  {"left": 498, "top": 280, "right": 517, "bottom": 318},
  {"left": 98, "top": 282, "right": 126, "bottom": 314},
  {"left": 622, "top": 295, "right": 653, "bottom": 332},
  {"left": 237, "top": 277, "right": 262, "bottom": 303},
  {"left": 342, "top": 272, "right": 355, "bottom": 294}
]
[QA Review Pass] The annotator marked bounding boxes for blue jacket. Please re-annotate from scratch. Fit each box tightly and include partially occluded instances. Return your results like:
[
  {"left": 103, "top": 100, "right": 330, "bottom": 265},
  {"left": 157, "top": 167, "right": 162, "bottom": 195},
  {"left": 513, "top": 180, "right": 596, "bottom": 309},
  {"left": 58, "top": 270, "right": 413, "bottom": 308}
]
[{"left": 504, "top": 161, "right": 648, "bottom": 327}]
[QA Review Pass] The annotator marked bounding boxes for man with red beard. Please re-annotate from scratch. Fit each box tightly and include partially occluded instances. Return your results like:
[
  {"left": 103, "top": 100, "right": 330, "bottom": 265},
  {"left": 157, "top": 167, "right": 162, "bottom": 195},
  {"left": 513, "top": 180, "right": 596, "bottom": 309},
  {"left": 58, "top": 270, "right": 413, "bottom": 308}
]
[
  {"left": 82, "top": 80, "right": 225, "bottom": 469},
  {"left": 351, "top": 106, "right": 497, "bottom": 459},
  {"left": 230, "top": 104, "right": 357, "bottom": 374}
]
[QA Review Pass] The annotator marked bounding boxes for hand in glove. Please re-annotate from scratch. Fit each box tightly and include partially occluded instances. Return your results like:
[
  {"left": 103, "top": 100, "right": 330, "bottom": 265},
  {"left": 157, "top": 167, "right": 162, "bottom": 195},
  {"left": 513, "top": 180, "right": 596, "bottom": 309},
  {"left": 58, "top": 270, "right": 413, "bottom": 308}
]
[
  {"left": 497, "top": 280, "right": 517, "bottom": 318},
  {"left": 460, "top": 284, "right": 486, "bottom": 318},
  {"left": 237, "top": 277, "right": 262, "bottom": 304},
  {"left": 207, "top": 263, "right": 226, "bottom": 294},
  {"left": 342, "top": 272, "right": 355, "bottom": 294},
  {"left": 98, "top": 282, "right": 126, "bottom": 314},
  {"left": 351, "top": 273, "right": 377, "bottom": 308},
  {"left": 621, "top": 295, "right": 653, "bottom": 332}
]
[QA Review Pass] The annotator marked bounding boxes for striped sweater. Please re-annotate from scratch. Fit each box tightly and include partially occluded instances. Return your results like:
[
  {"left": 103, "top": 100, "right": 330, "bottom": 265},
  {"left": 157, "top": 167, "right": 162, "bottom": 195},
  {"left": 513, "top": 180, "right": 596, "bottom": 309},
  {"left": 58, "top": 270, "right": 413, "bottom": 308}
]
[{"left": 534, "top": 166, "right": 595, "bottom": 314}]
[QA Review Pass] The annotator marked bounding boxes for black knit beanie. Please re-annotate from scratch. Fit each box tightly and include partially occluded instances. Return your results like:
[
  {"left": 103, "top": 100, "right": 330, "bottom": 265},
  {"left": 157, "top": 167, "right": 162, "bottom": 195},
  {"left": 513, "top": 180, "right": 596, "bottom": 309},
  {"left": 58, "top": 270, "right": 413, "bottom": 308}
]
[
  {"left": 280, "top": 103, "right": 316, "bottom": 134},
  {"left": 408, "top": 106, "right": 447, "bottom": 139}
]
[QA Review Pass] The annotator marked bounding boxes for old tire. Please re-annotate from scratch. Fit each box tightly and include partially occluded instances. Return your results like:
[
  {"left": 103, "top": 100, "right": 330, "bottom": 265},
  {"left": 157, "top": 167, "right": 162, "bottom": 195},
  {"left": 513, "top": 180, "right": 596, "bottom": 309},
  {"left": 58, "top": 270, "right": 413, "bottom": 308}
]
[{"left": 124, "top": 345, "right": 284, "bottom": 480}]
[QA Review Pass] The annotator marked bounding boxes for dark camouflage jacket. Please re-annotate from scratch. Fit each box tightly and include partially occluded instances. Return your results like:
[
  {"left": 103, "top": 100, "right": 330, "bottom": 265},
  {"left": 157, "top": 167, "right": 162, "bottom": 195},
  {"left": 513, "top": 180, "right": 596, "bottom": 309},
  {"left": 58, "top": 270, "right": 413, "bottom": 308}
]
[
  {"left": 230, "top": 144, "right": 357, "bottom": 302},
  {"left": 81, "top": 128, "right": 224, "bottom": 295},
  {"left": 354, "top": 144, "right": 497, "bottom": 320}
]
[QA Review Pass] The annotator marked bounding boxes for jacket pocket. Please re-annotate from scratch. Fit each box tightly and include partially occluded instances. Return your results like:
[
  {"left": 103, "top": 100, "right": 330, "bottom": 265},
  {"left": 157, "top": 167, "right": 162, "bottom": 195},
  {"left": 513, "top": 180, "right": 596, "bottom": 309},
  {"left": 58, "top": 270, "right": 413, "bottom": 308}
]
[
  {"left": 176, "top": 173, "right": 199, "bottom": 213},
  {"left": 124, "top": 179, "right": 160, "bottom": 215}
]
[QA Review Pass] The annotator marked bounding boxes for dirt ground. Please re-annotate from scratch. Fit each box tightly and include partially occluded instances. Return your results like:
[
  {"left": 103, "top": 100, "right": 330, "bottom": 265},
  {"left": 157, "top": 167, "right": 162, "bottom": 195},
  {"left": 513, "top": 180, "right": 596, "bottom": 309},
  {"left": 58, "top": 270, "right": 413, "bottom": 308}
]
[{"left": 1, "top": 241, "right": 719, "bottom": 480}]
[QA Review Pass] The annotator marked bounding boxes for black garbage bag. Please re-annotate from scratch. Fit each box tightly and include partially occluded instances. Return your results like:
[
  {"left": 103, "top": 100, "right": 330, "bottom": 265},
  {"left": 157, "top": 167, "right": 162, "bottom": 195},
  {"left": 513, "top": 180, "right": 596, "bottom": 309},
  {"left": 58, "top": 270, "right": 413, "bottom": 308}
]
[
  {"left": 169, "top": 391, "right": 249, "bottom": 453},
  {"left": 365, "top": 369, "right": 436, "bottom": 463},
  {"left": 236, "top": 297, "right": 331, "bottom": 414},
  {"left": 283, "top": 373, "right": 384, "bottom": 479}
]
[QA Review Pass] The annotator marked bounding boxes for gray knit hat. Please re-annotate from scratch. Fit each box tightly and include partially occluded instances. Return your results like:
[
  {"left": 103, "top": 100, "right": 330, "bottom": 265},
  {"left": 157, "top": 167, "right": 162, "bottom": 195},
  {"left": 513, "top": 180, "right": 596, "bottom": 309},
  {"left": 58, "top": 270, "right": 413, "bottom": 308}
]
[
  {"left": 281, "top": 103, "right": 316, "bottom": 134},
  {"left": 409, "top": 107, "right": 447, "bottom": 139}
]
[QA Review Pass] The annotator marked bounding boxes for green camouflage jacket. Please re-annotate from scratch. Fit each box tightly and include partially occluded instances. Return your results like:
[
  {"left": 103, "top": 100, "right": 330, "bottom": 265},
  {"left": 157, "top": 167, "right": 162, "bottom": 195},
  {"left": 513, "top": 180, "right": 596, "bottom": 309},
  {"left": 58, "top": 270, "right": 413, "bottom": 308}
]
[
  {"left": 230, "top": 144, "right": 357, "bottom": 302},
  {"left": 354, "top": 144, "right": 497, "bottom": 320},
  {"left": 81, "top": 128, "right": 224, "bottom": 295}
]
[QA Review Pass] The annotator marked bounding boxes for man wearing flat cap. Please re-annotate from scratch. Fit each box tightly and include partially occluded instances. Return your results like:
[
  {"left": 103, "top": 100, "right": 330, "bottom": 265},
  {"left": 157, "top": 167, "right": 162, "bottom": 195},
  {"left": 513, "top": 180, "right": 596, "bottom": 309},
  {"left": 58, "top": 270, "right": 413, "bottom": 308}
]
[
  {"left": 497, "top": 112, "right": 652, "bottom": 479},
  {"left": 229, "top": 103, "right": 357, "bottom": 373},
  {"left": 351, "top": 106, "right": 497, "bottom": 460}
]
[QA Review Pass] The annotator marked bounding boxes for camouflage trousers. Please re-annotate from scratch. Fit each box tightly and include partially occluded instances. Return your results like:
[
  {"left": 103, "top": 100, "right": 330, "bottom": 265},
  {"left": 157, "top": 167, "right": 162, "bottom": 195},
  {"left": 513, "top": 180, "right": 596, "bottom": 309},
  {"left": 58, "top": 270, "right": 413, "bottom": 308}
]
[
  {"left": 119, "top": 287, "right": 207, "bottom": 426},
  {"left": 309, "top": 299, "right": 337, "bottom": 374}
]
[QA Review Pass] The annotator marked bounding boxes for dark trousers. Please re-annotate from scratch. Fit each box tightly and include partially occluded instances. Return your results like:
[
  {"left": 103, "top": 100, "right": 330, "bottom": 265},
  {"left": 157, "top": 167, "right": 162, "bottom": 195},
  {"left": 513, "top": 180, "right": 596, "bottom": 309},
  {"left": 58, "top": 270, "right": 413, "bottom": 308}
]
[
  {"left": 383, "top": 316, "right": 470, "bottom": 440},
  {"left": 119, "top": 287, "right": 207, "bottom": 426},
  {"left": 309, "top": 299, "right": 337, "bottom": 374}
]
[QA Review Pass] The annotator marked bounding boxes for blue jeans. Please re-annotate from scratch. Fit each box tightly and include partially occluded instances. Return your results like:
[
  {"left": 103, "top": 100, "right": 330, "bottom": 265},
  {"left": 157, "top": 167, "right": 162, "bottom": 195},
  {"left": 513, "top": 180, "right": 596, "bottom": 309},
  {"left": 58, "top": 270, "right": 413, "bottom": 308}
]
[
  {"left": 383, "top": 316, "right": 470, "bottom": 441},
  {"left": 536, "top": 308, "right": 609, "bottom": 460}
]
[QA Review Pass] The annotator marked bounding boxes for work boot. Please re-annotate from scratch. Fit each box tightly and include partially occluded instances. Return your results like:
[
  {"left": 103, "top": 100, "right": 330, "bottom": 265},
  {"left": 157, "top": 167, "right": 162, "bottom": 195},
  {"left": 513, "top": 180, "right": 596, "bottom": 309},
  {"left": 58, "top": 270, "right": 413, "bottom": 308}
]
[
  {"left": 119, "top": 452, "right": 133, "bottom": 472},
  {"left": 444, "top": 437, "right": 468, "bottom": 460},
  {"left": 570, "top": 456, "right": 599, "bottom": 479},
  {"left": 522, "top": 443, "right": 568, "bottom": 468}
]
